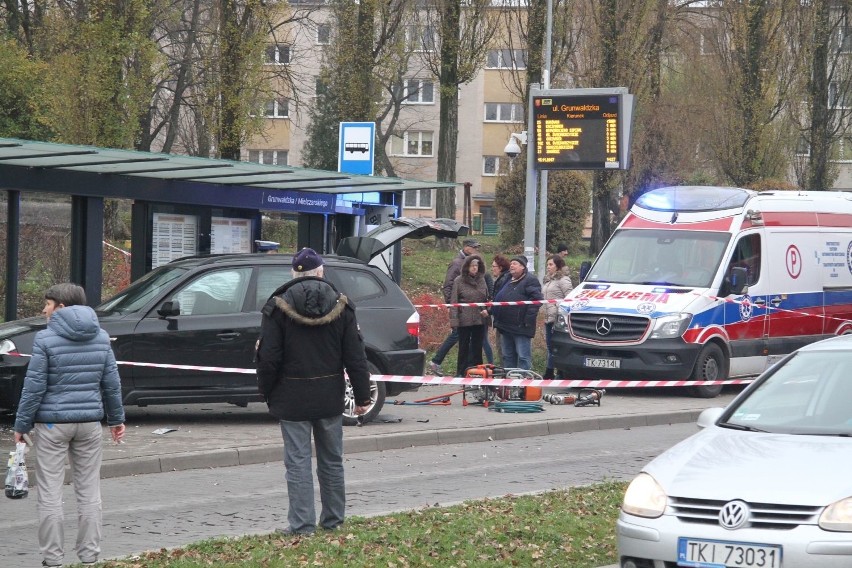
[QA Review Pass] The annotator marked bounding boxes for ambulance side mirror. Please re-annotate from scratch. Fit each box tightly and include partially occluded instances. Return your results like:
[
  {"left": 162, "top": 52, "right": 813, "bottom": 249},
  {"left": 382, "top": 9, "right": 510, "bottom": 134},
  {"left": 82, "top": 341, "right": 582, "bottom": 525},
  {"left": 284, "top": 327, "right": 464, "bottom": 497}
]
[
  {"left": 729, "top": 266, "right": 748, "bottom": 295},
  {"left": 579, "top": 260, "right": 592, "bottom": 282}
]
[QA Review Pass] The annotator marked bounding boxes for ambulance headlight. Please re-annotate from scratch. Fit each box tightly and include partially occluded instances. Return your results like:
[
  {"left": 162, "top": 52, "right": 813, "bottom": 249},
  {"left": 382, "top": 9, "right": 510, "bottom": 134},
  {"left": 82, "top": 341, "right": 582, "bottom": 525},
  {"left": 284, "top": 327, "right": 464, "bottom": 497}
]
[
  {"left": 555, "top": 312, "right": 569, "bottom": 332},
  {"left": 650, "top": 313, "right": 691, "bottom": 339}
]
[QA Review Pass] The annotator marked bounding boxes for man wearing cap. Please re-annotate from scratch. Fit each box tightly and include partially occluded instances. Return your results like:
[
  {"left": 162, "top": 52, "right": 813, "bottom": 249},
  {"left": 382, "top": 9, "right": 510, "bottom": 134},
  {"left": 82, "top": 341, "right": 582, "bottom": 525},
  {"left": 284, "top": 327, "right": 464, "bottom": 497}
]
[
  {"left": 491, "top": 255, "right": 543, "bottom": 370},
  {"left": 428, "top": 238, "right": 493, "bottom": 375},
  {"left": 256, "top": 248, "right": 372, "bottom": 535}
]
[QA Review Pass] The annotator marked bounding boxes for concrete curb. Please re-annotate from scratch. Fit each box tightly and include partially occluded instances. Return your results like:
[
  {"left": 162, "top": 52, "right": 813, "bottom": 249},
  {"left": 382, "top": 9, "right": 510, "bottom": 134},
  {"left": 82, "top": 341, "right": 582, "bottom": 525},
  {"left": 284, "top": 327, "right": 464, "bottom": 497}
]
[{"left": 99, "top": 409, "right": 702, "bottom": 479}]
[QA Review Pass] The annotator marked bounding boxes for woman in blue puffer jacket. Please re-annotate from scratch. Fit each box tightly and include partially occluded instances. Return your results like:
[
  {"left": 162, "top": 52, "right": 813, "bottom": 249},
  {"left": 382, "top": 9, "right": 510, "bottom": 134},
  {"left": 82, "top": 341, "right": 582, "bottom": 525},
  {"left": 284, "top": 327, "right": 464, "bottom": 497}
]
[{"left": 14, "top": 283, "right": 125, "bottom": 568}]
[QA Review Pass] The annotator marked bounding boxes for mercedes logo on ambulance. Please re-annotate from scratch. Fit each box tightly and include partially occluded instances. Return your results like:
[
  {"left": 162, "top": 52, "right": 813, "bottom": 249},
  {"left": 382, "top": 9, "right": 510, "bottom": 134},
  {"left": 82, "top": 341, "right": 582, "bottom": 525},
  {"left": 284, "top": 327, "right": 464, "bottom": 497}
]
[
  {"left": 595, "top": 317, "right": 613, "bottom": 336},
  {"left": 719, "top": 500, "right": 749, "bottom": 530}
]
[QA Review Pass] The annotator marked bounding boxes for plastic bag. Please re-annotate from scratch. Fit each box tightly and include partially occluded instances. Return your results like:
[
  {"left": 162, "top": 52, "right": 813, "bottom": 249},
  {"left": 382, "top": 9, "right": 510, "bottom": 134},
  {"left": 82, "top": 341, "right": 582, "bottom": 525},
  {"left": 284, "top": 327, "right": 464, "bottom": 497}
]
[{"left": 5, "top": 442, "right": 29, "bottom": 499}]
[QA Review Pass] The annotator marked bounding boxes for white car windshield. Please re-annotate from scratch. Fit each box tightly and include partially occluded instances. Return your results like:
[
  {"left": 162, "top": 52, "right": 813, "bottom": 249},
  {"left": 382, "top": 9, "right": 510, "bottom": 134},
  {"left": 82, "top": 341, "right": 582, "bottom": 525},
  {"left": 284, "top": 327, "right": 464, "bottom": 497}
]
[
  {"left": 723, "top": 351, "right": 852, "bottom": 436},
  {"left": 585, "top": 229, "right": 730, "bottom": 288}
]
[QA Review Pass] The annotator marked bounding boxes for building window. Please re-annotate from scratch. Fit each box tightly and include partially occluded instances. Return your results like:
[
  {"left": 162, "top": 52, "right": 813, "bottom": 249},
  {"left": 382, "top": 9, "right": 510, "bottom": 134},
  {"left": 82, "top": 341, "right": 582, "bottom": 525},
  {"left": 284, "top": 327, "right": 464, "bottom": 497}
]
[
  {"left": 264, "top": 43, "right": 290, "bottom": 64},
  {"left": 406, "top": 25, "right": 435, "bottom": 52},
  {"left": 317, "top": 23, "right": 330, "bottom": 45},
  {"left": 483, "top": 155, "right": 512, "bottom": 176},
  {"left": 829, "top": 82, "right": 850, "bottom": 109},
  {"left": 264, "top": 98, "right": 289, "bottom": 118},
  {"left": 315, "top": 77, "right": 328, "bottom": 97},
  {"left": 402, "top": 79, "right": 434, "bottom": 104},
  {"left": 485, "top": 49, "right": 527, "bottom": 70},
  {"left": 404, "top": 189, "right": 433, "bottom": 209},
  {"left": 247, "top": 149, "right": 289, "bottom": 165},
  {"left": 390, "top": 131, "right": 434, "bottom": 157},
  {"left": 484, "top": 102, "right": 523, "bottom": 122}
]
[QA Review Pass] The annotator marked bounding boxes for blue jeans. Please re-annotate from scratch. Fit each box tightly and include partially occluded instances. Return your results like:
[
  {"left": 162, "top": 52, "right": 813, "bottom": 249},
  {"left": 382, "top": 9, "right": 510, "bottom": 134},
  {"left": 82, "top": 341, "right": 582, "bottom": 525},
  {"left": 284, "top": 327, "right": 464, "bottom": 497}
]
[
  {"left": 482, "top": 331, "right": 494, "bottom": 364},
  {"left": 500, "top": 332, "right": 533, "bottom": 370},
  {"left": 280, "top": 415, "right": 345, "bottom": 533},
  {"left": 432, "top": 327, "right": 459, "bottom": 365}
]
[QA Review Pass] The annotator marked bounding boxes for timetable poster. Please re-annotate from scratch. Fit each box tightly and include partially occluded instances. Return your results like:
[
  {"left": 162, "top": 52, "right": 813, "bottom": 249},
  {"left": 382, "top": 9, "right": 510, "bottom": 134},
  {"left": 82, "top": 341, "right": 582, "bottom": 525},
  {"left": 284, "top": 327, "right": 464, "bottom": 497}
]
[
  {"left": 152, "top": 213, "right": 198, "bottom": 268},
  {"left": 211, "top": 217, "right": 252, "bottom": 254}
]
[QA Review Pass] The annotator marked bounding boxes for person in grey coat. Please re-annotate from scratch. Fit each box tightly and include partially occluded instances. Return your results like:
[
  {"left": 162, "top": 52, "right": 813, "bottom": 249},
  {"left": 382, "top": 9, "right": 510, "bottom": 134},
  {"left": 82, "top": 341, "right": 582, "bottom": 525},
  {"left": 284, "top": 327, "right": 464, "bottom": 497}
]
[
  {"left": 449, "top": 255, "right": 489, "bottom": 376},
  {"left": 14, "top": 283, "right": 125, "bottom": 568},
  {"left": 542, "top": 254, "right": 574, "bottom": 379}
]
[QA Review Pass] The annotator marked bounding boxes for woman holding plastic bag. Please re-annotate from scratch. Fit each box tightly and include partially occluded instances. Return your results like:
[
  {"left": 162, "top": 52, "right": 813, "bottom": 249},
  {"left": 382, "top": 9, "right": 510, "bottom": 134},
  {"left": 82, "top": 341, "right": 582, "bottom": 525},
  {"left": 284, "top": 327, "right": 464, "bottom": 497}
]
[{"left": 13, "top": 283, "right": 125, "bottom": 568}]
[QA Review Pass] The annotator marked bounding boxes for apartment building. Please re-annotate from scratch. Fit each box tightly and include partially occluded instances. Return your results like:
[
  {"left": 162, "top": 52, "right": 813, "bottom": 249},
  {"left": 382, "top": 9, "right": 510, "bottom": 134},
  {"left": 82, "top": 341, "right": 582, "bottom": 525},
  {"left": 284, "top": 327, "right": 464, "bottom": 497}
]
[{"left": 243, "top": 6, "right": 528, "bottom": 231}]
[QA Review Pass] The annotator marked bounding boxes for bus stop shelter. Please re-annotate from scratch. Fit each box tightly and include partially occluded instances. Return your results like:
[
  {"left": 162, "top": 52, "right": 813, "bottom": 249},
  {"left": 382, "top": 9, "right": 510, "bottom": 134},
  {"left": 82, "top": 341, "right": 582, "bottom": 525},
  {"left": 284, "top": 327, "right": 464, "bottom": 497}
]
[{"left": 0, "top": 137, "right": 452, "bottom": 319}]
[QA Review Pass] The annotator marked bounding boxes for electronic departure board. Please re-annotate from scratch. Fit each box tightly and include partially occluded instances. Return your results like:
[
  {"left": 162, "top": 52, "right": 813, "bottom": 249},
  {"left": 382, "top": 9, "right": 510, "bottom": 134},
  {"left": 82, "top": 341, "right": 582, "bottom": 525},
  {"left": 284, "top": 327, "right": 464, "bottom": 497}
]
[{"left": 532, "top": 92, "right": 633, "bottom": 170}]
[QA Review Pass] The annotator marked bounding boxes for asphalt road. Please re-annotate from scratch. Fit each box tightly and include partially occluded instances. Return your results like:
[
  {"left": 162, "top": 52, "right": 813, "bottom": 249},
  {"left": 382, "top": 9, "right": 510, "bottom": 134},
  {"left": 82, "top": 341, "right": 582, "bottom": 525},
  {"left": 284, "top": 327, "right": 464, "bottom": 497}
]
[{"left": 0, "top": 422, "right": 699, "bottom": 567}]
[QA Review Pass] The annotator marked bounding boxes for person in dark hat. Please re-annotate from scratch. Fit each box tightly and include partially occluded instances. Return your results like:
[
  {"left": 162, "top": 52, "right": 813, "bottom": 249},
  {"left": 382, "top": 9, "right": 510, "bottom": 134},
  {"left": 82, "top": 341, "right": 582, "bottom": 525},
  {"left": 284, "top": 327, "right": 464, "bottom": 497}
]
[
  {"left": 491, "top": 254, "right": 543, "bottom": 370},
  {"left": 428, "top": 238, "right": 493, "bottom": 375},
  {"left": 556, "top": 243, "right": 569, "bottom": 259},
  {"left": 256, "top": 247, "right": 372, "bottom": 535}
]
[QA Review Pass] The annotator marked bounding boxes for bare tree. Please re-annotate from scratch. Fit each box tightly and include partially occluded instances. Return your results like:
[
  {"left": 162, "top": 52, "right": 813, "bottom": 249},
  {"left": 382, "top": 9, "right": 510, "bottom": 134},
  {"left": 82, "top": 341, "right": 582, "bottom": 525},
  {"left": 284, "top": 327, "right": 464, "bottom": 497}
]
[{"left": 419, "top": 0, "right": 498, "bottom": 219}]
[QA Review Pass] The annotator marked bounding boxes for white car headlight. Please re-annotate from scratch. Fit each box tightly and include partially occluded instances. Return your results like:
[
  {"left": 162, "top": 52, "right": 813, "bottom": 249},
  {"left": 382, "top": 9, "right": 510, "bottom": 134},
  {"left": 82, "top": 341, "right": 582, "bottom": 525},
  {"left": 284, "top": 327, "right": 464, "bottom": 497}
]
[
  {"left": 649, "top": 313, "right": 691, "bottom": 339},
  {"left": 622, "top": 473, "right": 667, "bottom": 518},
  {"left": 820, "top": 496, "right": 852, "bottom": 532}
]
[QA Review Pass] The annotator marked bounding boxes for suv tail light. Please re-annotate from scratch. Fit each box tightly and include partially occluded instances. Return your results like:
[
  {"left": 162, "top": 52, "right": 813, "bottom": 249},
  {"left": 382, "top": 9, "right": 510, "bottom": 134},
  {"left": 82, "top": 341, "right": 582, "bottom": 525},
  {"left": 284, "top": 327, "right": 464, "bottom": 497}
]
[{"left": 406, "top": 312, "right": 420, "bottom": 342}]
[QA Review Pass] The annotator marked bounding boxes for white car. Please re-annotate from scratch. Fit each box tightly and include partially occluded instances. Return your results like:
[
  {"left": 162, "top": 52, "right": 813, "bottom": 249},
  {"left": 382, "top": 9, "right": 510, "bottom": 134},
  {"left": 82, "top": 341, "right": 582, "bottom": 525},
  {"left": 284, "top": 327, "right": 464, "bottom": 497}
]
[{"left": 617, "top": 335, "right": 852, "bottom": 568}]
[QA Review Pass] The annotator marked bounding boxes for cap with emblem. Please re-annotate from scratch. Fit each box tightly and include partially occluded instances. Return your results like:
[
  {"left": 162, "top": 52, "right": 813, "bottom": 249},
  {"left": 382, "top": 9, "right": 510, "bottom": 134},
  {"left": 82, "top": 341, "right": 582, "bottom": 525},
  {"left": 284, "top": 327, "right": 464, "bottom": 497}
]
[{"left": 292, "top": 247, "right": 323, "bottom": 272}]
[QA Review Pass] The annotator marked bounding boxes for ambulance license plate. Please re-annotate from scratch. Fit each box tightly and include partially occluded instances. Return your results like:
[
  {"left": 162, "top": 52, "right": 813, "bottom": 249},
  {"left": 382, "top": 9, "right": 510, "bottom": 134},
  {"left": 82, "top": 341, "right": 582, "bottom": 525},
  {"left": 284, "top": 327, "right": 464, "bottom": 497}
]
[
  {"left": 584, "top": 357, "right": 620, "bottom": 369},
  {"left": 677, "top": 537, "right": 782, "bottom": 568}
]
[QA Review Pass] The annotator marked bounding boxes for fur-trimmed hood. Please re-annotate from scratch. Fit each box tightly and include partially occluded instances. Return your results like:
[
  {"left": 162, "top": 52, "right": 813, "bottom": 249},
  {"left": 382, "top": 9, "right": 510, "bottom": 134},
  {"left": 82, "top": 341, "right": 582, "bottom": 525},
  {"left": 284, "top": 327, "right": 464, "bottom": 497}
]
[{"left": 272, "top": 276, "right": 348, "bottom": 326}]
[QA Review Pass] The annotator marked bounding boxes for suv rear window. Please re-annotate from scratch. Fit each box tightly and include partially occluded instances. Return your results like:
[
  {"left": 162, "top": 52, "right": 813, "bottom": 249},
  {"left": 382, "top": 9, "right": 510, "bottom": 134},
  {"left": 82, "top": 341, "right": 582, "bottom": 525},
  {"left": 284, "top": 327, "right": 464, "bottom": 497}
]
[
  {"left": 256, "top": 266, "right": 292, "bottom": 310},
  {"left": 326, "top": 267, "right": 384, "bottom": 302}
]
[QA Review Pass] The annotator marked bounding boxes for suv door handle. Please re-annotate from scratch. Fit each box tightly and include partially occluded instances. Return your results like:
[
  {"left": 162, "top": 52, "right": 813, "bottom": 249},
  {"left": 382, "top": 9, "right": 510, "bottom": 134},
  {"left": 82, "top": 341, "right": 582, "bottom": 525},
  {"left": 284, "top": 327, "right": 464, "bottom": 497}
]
[{"left": 216, "top": 331, "right": 241, "bottom": 340}]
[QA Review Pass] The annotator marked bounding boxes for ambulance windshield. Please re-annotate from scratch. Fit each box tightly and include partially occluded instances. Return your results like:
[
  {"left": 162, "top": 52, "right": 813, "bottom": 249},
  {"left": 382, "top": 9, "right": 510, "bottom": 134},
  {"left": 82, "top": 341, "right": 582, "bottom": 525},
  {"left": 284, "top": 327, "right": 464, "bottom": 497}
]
[{"left": 587, "top": 229, "right": 731, "bottom": 288}]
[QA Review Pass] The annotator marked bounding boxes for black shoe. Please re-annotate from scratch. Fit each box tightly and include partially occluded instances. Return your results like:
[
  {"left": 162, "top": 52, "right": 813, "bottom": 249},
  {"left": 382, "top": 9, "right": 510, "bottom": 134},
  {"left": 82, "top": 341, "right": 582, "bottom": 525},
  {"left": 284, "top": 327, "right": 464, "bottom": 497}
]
[{"left": 42, "top": 561, "right": 62, "bottom": 568}]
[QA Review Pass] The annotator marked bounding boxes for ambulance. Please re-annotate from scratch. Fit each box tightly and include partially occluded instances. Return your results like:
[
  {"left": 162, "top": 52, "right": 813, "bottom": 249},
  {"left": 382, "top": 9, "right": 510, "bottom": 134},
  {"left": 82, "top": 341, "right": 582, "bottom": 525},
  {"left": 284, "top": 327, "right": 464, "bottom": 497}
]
[{"left": 550, "top": 185, "right": 852, "bottom": 397}]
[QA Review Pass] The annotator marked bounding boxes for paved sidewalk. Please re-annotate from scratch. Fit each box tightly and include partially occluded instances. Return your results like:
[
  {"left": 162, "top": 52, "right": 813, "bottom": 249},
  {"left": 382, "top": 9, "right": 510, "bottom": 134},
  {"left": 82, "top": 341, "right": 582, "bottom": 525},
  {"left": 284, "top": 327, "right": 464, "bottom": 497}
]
[{"left": 2, "top": 385, "right": 741, "bottom": 479}]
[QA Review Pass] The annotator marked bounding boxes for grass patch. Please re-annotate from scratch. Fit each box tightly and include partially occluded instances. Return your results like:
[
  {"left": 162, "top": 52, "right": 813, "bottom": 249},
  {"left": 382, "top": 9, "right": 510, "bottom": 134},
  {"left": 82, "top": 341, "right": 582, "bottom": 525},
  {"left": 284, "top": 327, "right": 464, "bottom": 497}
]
[{"left": 98, "top": 481, "right": 626, "bottom": 568}]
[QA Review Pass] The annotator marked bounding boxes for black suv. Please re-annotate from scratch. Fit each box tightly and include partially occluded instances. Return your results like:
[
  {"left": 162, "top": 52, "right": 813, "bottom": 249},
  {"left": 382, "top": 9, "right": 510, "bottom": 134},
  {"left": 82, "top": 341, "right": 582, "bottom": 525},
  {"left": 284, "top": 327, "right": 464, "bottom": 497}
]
[{"left": 0, "top": 217, "right": 467, "bottom": 424}]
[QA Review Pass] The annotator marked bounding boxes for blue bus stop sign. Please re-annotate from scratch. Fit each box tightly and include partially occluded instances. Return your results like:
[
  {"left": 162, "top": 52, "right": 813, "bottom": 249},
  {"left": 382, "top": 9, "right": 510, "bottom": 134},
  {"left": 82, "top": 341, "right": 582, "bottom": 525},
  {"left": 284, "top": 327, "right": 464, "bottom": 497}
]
[{"left": 338, "top": 122, "right": 375, "bottom": 175}]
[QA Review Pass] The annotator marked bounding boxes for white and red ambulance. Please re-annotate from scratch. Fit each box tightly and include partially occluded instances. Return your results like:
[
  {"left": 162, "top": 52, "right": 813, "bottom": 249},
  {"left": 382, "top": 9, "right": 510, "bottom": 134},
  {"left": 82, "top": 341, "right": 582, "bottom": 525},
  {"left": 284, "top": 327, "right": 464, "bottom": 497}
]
[{"left": 550, "top": 185, "right": 852, "bottom": 397}]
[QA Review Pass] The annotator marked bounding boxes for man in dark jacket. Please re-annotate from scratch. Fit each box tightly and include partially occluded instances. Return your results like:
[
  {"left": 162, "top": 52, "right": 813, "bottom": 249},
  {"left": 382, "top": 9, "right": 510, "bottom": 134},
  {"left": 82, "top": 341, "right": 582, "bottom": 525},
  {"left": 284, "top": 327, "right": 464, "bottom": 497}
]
[
  {"left": 14, "top": 283, "right": 125, "bottom": 568},
  {"left": 491, "top": 255, "right": 544, "bottom": 370},
  {"left": 256, "top": 248, "right": 372, "bottom": 535}
]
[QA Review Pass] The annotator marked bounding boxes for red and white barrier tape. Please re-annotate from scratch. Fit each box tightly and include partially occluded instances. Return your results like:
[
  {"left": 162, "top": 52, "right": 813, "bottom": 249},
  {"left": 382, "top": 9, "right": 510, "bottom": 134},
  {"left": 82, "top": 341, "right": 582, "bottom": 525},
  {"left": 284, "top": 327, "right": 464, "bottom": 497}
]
[
  {"left": 414, "top": 293, "right": 852, "bottom": 327},
  {"left": 115, "top": 360, "right": 749, "bottom": 387},
  {"left": 414, "top": 299, "right": 560, "bottom": 309}
]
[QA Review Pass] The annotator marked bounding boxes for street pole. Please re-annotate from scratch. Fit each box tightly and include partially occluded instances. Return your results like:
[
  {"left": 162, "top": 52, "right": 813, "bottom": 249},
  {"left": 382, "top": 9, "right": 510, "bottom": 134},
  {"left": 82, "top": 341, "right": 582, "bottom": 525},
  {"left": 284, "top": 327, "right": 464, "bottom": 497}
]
[
  {"left": 536, "top": 0, "right": 554, "bottom": 280},
  {"left": 524, "top": 85, "right": 539, "bottom": 271}
]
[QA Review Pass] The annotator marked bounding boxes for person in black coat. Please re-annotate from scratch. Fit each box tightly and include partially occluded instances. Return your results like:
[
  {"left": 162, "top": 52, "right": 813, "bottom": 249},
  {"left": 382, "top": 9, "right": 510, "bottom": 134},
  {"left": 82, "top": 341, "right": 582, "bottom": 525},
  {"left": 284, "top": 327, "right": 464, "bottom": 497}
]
[
  {"left": 256, "top": 248, "right": 371, "bottom": 535},
  {"left": 491, "top": 255, "right": 543, "bottom": 370}
]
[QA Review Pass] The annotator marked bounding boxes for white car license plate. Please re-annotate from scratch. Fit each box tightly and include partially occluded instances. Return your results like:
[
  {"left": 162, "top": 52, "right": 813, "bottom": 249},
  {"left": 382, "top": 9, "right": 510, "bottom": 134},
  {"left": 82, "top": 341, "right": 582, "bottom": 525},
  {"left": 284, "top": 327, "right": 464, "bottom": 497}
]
[
  {"left": 584, "top": 357, "right": 620, "bottom": 369},
  {"left": 677, "top": 538, "right": 782, "bottom": 568}
]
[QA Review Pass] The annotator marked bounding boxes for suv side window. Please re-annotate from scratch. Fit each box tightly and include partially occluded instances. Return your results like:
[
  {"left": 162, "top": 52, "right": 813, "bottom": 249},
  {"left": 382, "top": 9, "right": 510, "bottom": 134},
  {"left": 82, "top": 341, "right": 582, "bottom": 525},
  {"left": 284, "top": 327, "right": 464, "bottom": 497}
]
[
  {"left": 256, "top": 266, "right": 293, "bottom": 310},
  {"left": 172, "top": 268, "right": 252, "bottom": 315},
  {"left": 326, "top": 267, "right": 384, "bottom": 302}
]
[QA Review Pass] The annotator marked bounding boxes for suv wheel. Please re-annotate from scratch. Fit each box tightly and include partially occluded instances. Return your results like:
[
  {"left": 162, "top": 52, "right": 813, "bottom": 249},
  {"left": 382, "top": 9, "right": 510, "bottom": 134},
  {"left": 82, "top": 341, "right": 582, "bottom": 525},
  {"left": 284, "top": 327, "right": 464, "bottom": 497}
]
[{"left": 343, "top": 362, "right": 386, "bottom": 425}]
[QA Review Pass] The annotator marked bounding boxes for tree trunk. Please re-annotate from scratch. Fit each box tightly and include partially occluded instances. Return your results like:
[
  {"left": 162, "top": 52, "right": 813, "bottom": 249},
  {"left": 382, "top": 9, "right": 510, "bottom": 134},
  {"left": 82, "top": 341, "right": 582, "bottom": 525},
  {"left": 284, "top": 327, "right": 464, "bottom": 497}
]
[
  {"left": 435, "top": 0, "right": 462, "bottom": 220},
  {"left": 807, "top": 0, "right": 831, "bottom": 191}
]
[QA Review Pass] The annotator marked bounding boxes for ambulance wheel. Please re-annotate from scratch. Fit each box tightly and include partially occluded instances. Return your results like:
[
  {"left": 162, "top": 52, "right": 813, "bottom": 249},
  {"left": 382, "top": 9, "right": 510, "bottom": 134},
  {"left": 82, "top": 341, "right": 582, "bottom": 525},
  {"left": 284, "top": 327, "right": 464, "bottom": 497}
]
[
  {"left": 687, "top": 343, "right": 725, "bottom": 398},
  {"left": 343, "top": 362, "right": 386, "bottom": 426}
]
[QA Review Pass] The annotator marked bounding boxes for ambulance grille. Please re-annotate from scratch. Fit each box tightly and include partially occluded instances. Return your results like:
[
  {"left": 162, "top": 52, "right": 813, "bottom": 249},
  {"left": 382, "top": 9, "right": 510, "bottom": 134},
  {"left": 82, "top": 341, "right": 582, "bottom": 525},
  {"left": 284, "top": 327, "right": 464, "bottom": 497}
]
[{"left": 569, "top": 313, "right": 649, "bottom": 342}]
